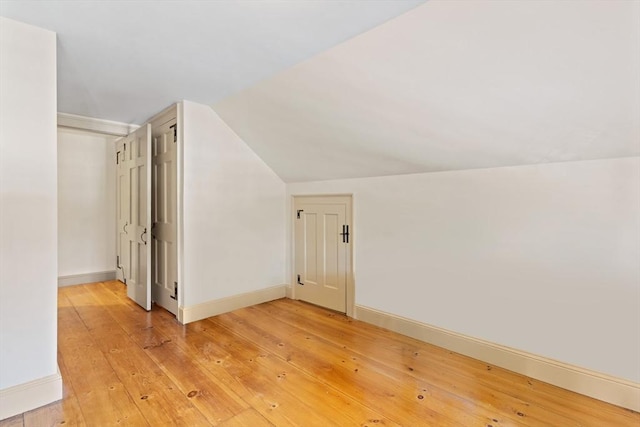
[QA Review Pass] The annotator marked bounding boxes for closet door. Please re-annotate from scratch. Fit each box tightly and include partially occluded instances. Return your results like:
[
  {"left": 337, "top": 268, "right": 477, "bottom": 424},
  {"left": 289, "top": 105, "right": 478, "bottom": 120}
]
[
  {"left": 294, "top": 196, "right": 351, "bottom": 313},
  {"left": 151, "top": 118, "right": 178, "bottom": 314},
  {"left": 116, "top": 124, "right": 152, "bottom": 310},
  {"left": 115, "top": 139, "right": 129, "bottom": 283}
]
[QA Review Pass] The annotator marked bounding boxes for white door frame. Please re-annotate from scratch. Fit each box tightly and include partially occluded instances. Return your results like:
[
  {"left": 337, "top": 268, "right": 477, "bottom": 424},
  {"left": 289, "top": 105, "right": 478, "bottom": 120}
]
[{"left": 291, "top": 194, "right": 354, "bottom": 317}]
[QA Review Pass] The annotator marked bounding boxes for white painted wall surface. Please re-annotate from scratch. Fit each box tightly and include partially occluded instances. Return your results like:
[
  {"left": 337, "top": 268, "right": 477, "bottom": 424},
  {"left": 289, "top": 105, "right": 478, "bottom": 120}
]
[
  {"left": 181, "top": 101, "right": 286, "bottom": 307},
  {"left": 57, "top": 128, "right": 116, "bottom": 278},
  {"left": 287, "top": 157, "right": 640, "bottom": 383},
  {"left": 0, "top": 17, "right": 60, "bottom": 393}
]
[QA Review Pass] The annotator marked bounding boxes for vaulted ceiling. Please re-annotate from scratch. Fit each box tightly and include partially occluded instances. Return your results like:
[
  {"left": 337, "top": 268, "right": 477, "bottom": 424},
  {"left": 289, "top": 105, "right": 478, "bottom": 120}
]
[
  {"left": 214, "top": 1, "right": 640, "bottom": 181},
  {"left": 0, "top": 0, "right": 424, "bottom": 123},
  {"left": 2, "top": 1, "right": 639, "bottom": 182}
]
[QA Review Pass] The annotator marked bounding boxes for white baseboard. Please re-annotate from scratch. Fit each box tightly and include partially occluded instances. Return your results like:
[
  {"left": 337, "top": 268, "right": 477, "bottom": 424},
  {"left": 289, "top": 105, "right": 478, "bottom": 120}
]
[
  {"left": 178, "top": 285, "right": 287, "bottom": 324},
  {"left": 58, "top": 270, "right": 116, "bottom": 287},
  {"left": 355, "top": 305, "right": 640, "bottom": 412},
  {"left": 0, "top": 368, "right": 63, "bottom": 420}
]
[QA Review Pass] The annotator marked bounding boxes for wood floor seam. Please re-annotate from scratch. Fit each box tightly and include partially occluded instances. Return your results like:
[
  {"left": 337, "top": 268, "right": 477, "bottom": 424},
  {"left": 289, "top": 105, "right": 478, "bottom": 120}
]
[{"left": 2, "top": 281, "right": 636, "bottom": 427}]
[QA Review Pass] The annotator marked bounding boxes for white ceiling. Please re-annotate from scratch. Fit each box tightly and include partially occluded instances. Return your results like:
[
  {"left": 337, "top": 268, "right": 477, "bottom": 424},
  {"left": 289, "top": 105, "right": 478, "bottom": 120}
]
[
  {"left": 2, "top": 1, "right": 638, "bottom": 183},
  {"left": 214, "top": 1, "right": 640, "bottom": 182},
  {"left": 0, "top": 0, "right": 424, "bottom": 124}
]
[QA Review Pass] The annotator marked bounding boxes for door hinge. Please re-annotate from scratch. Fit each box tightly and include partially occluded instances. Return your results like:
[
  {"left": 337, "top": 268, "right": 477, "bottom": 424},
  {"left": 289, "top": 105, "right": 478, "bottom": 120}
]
[
  {"left": 116, "top": 255, "right": 120, "bottom": 269},
  {"left": 296, "top": 209, "right": 304, "bottom": 219},
  {"left": 170, "top": 124, "right": 177, "bottom": 142},
  {"left": 170, "top": 281, "right": 178, "bottom": 300},
  {"left": 340, "top": 224, "right": 350, "bottom": 243},
  {"left": 117, "top": 144, "right": 126, "bottom": 164},
  {"left": 297, "top": 274, "right": 304, "bottom": 285}
]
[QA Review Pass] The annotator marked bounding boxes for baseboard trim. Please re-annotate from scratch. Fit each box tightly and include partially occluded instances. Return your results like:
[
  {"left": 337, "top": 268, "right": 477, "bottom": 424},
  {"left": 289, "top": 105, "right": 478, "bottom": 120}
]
[
  {"left": 178, "top": 285, "right": 287, "bottom": 324},
  {"left": 58, "top": 270, "right": 116, "bottom": 287},
  {"left": 58, "top": 112, "right": 139, "bottom": 136},
  {"left": 0, "top": 368, "right": 63, "bottom": 420},
  {"left": 355, "top": 305, "right": 640, "bottom": 412}
]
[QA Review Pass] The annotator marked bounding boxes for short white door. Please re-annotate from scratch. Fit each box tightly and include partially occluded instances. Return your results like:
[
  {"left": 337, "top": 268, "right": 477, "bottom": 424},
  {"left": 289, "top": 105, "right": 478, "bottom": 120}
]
[
  {"left": 294, "top": 196, "right": 351, "bottom": 313},
  {"left": 116, "top": 124, "right": 152, "bottom": 310},
  {"left": 151, "top": 118, "right": 178, "bottom": 314}
]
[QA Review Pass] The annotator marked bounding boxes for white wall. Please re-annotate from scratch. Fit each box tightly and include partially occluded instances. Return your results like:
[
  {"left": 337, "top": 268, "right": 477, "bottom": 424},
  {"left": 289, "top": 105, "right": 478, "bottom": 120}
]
[
  {"left": 287, "top": 157, "right": 640, "bottom": 383},
  {"left": 57, "top": 128, "right": 116, "bottom": 278},
  {"left": 0, "top": 15, "right": 60, "bottom": 400},
  {"left": 181, "top": 101, "right": 286, "bottom": 307}
]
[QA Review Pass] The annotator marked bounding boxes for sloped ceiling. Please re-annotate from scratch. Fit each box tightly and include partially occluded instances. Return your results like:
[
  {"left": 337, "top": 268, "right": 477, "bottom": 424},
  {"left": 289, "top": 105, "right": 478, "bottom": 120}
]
[
  {"left": 214, "top": 1, "right": 640, "bottom": 182},
  {"left": 2, "top": 1, "right": 638, "bottom": 183},
  {"left": 0, "top": 0, "right": 424, "bottom": 124}
]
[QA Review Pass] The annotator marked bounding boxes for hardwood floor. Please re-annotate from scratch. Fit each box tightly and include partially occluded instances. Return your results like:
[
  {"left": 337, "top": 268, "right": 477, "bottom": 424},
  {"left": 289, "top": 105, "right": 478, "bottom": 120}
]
[{"left": 2, "top": 281, "right": 638, "bottom": 426}]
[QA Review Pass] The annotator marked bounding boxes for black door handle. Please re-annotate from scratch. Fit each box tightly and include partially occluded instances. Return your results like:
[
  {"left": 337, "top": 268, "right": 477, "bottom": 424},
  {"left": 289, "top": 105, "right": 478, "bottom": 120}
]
[{"left": 340, "top": 225, "right": 349, "bottom": 243}]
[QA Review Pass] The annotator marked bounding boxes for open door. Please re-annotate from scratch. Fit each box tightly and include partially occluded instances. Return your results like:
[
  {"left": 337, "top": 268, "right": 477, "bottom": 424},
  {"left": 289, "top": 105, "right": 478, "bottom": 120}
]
[
  {"left": 115, "top": 124, "right": 152, "bottom": 310},
  {"left": 115, "top": 139, "right": 128, "bottom": 284},
  {"left": 151, "top": 117, "right": 178, "bottom": 315}
]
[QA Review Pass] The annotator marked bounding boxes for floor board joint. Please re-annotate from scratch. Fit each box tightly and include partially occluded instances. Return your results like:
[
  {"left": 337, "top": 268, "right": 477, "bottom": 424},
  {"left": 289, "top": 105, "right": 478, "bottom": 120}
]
[{"left": 3, "top": 281, "right": 636, "bottom": 426}]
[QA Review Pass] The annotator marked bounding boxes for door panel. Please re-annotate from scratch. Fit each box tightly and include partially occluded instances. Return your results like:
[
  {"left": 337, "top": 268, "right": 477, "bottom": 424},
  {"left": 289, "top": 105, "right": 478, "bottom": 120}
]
[
  {"left": 151, "top": 118, "right": 178, "bottom": 314},
  {"left": 116, "top": 125, "right": 152, "bottom": 310},
  {"left": 324, "top": 213, "right": 340, "bottom": 290},
  {"left": 294, "top": 197, "right": 351, "bottom": 313},
  {"left": 303, "top": 213, "right": 318, "bottom": 284}
]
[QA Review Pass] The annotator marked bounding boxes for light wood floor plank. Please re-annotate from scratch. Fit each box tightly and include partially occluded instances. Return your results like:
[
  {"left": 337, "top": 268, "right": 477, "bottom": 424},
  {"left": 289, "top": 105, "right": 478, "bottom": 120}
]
[
  {"left": 217, "top": 408, "right": 274, "bottom": 427},
  {"left": 259, "top": 299, "right": 600, "bottom": 426},
  {"left": 6, "top": 281, "right": 637, "bottom": 427},
  {"left": 250, "top": 300, "right": 541, "bottom": 426},
  {"left": 187, "top": 319, "right": 401, "bottom": 427},
  {"left": 267, "top": 298, "right": 640, "bottom": 426},
  {"left": 86, "top": 282, "right": 249, "bottom": 425},
  {"left": 0, "top": 415, "right": 23, "bottom": 427},
  {"left": 124, "top": 298, "right": 361, "bottom": 425},
  {"left": 210, "top": 306, "right": 484, "bottom": 426},
  {"left": 64, "top": 285, "right": 211, "bottom": 426},
  {"left": 56, "top": 290, "right": 149, "bottom": 426}
]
